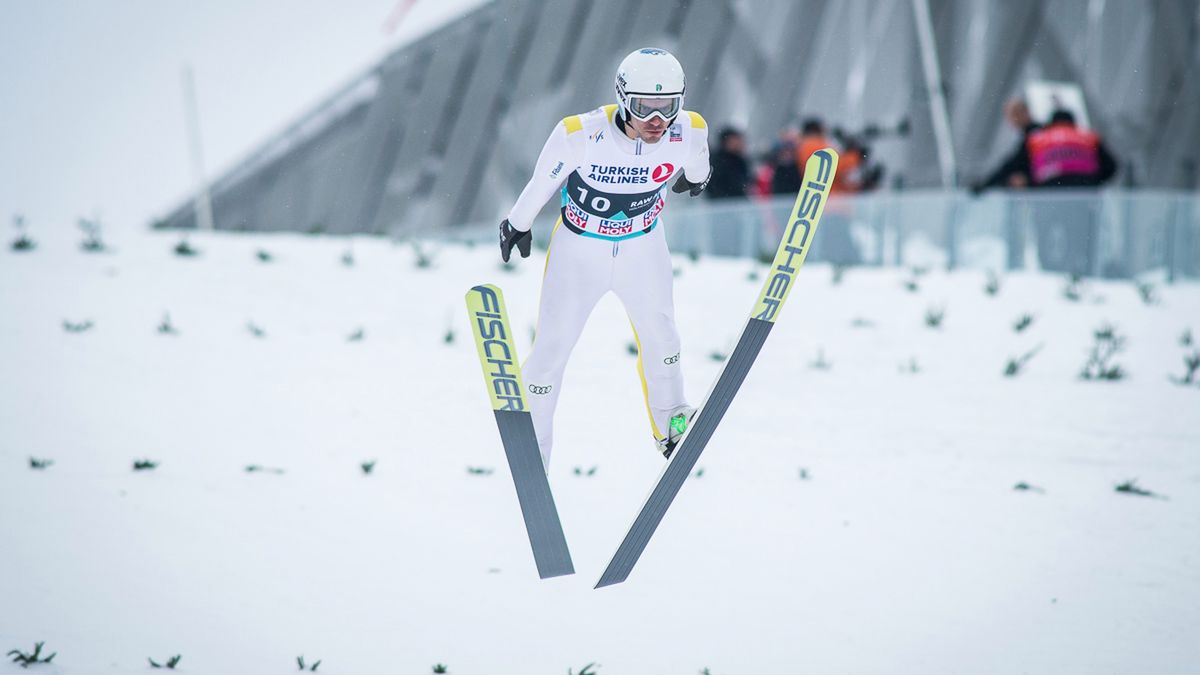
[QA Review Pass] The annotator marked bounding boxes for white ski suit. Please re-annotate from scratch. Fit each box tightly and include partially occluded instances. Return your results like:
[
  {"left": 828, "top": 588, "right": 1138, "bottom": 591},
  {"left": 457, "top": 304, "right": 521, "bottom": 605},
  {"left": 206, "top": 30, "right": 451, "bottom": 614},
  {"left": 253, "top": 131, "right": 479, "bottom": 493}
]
[{"left": 506, "top": 104, "right": 711, "bottom": 465}]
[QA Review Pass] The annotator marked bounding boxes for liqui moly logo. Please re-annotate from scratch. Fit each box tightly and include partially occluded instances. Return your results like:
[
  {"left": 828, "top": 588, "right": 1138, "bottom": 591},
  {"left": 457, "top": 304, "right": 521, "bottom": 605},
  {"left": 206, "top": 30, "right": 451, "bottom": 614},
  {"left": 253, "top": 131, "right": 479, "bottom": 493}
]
[
  {"left": 596, "top": 220, "right": 635, "bottom": 237},
  {"left": 641, "top": 194, "right": 664, "bottom": 227},
  {"left": 564, "top": 202, "right": 588, "bottom": 230},
  {"left": 754, "top": 149, "right": 837, "bottom": 323}
]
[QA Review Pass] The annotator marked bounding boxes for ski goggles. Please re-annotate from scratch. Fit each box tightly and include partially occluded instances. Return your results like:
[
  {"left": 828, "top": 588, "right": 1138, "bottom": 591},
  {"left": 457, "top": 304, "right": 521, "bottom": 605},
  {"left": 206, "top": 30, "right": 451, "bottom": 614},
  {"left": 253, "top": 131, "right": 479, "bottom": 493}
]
[{"left": 626, "top": 94, "right": 682, "bottom": 122}]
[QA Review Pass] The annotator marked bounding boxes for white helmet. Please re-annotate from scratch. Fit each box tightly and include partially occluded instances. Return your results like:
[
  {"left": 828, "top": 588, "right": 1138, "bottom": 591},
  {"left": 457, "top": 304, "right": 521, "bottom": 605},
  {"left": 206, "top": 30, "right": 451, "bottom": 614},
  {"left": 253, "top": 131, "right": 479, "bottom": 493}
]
[{"left": 615, "top": 48, "right": 685, "bottom": 123}]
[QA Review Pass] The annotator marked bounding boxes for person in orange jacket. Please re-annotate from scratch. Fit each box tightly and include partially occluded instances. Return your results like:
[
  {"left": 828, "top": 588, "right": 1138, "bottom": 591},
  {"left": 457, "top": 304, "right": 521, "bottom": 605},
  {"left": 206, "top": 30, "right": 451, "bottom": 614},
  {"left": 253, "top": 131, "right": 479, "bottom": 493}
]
[{"left": 796, "top": 117, "right": 861, "bottom": 262}]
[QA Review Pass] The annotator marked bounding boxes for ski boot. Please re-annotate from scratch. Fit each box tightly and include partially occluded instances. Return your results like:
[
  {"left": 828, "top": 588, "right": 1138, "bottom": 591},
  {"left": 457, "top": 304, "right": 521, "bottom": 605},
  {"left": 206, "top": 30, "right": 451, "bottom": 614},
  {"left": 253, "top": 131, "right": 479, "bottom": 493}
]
[{"left": 656, "top": 405, "right": 696, "bottom": 459}]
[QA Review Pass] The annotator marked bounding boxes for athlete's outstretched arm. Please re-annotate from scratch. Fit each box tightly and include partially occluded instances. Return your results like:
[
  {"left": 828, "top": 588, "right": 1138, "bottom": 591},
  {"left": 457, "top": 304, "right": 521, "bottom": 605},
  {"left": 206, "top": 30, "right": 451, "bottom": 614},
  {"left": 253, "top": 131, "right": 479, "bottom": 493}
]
[
  {"left": 507, "top": 121, "right": 584, "bottom": 232},
  {"left": 672, "top": 113, "right": 712, "bottom": 196}
]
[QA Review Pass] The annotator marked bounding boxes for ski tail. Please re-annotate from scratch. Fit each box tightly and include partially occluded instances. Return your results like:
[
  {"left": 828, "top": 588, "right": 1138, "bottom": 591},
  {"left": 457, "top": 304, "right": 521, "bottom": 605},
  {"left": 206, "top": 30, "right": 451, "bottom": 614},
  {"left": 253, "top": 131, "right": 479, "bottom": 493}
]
[
  {"left": 466, "top": 284, "right": 574, "bottom": 579},
  {"left": 594, "top": 148, "right": 839, "bottom": 589}
]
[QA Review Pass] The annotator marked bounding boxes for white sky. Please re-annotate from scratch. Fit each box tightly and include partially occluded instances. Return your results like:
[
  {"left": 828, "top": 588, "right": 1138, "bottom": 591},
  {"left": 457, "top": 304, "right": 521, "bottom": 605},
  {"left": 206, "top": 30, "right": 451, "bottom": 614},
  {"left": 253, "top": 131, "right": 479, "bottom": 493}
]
[{"left": 0, "top": 0, "right": 487, "bottom": 236}]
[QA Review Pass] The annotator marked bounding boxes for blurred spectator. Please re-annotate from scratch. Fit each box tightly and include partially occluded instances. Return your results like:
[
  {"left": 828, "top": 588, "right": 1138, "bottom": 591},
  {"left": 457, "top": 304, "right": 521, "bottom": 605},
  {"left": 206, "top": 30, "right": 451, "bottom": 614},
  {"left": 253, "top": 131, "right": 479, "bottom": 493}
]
[
  {"left": 797, "top": 116, "right": 860, "bottom": 264},
  {"left": 768, "top": 141, "right": 803, "bottom": 195},
  {"left": 1022, "top": 109, "right": 1120, "bottom": 275},
  {"left": 707, "top": 127, "right": 751, "bottom": 199},
  {"left": 972, "top": 98, "right": 1041, "bottom": 269},
  {"left": 796, "top": 118, "right": 830, "bottom": 174},
  {"left": 1023, "top": 109, "right": 1117, "bottom": 188},
  {"left": 971, "top": 98, "right": 1040, "bottom": 194}
]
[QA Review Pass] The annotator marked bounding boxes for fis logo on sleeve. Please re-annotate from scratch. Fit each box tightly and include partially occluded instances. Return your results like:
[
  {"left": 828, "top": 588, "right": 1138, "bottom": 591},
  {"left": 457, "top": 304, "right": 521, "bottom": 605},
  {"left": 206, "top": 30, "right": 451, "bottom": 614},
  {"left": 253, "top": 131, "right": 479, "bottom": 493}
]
[
  {"left": 549, "top": 161, "right": 564, "bottom": 179},
  {"left": 669, "top": 126, "right": 682, "bottom": 143}
]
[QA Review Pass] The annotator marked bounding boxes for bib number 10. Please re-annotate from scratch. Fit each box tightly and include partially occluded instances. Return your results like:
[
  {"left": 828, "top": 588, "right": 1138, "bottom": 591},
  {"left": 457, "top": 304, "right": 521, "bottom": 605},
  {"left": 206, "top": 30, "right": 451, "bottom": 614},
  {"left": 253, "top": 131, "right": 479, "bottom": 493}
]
[{"left": 575, "top": 186, "right": 611, "bottom": 213}]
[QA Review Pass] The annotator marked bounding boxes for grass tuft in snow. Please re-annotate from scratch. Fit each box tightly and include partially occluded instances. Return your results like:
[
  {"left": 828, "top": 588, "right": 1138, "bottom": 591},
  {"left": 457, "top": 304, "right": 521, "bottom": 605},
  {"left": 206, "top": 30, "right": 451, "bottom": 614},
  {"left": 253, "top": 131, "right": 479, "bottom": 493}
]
[
  {"left": 245, "top": 465, "right": 285, "bottom": 475},
  {"left": 62, "top": 319, "right": 94, "bottom": 334},
  {"left": 173, "top": 237, "right": 199, "bottom": 257},
  {"left": 256, "top": 249, "right": 274, "bottom": 263},
  {"left": 1115, "top": 479, "right": 1166, "bottom": 500},
  {"left": 133, "top": 459, "right": 159, "bottom": 471},
  {"left": 246, "top": 321, "right": 266, "bottom": 339},
  {"left": 1013, "top": 482, "right": 1046, "bottom": 494},
  {"left": 673, "top": 266, "right": 683, "bottom": 278},
  {"left": 799, "top": 468, "right": 810, "bottom": 480},
  {"left": 572, "top": 466, "right": 598, "bottom": 477},
  {"left": 361, "top": 460, "right": 376, "bottom": 475},
  {"left": 7, "top": 641, "right": 56, "bottom": 667},
  {"left": 1181, "top": 328, "right": 1194, "bottom": 347},
  {"left": 626, "top": 341, "right": 638, "bottom": 357},
  {"left": 432, "top": 664, "right": 449, "bottom": 674},
  {"left": 158, "top": 312, "right": 179, "bottom": 335},
  {"left": 148, "top": 654, "right": 182, "bottom": 669},
  {"left": 29, "top": 457, "right": 54, "bottom": 470},
  {"left": 903, "top": 265, "right": 929, "bottom": 292},
  {"left": 708, "top": 348, "right": 728, "bottom": 362},
  {"left": 569, "top": 663, "right": 599, "bottom": 675},
  {"left": 809, "top": 348, "right": 832, "bottom": 370},
  {"left": 409, "top": 241, "right": 437, "bottom": 269},
  {"left": 924, "top": 306, "right": 946, "bottom": 329},
  {"left": 850, "top": 317, "right": 875, "bottom": 329},
  {"left": 1169, "top": 350, "right": 1200, "bottom": 386},
  {"left": 466, "top": 466, "right": 494, "bottom": 476},
  {"left": 984, "top": 270, "right": 1001, "bottom": 297},
  {"left": 1013, "top": 313, "right": 1035, "bottom": 333},
  {"left": 1080, "top": 324, "right": 1126, "bottom": 381},
  {"left": 1063, "top": 274, "right": 1083, "bottom": 302},
  {"left": 692, "top": 467, "right": 705, "bottom": 479},
  {"left": 296, "top": 655, "right": 321, "bottom": 671},
  {"left": 1135, "top": 280, "right": 1158, "bottom": 306},
  {"left": 347, "top": 327, "right": 365, "bottom": 342},
  {"left": 832, "top": 264, "right": 847, "bottom": 285},
  {"left": 10, "top": 214, "right": 36, "bottom": 252},
  {"left": 1004, "top": 344, "right": 1043, "bottom": 378},
  {"left": 78, "top": 217, "right": 107, "bottom": 253},
  {"left": 899, "top": 357, "right": 921, "bottom": 374}
]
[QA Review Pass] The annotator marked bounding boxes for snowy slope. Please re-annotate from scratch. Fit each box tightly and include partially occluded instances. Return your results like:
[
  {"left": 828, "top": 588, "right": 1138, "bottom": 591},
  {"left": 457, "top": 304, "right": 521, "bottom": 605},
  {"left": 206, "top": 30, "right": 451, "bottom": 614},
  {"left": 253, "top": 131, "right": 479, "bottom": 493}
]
[{"left": 2, "top": 224, "right": 1198, "bottom": 675}]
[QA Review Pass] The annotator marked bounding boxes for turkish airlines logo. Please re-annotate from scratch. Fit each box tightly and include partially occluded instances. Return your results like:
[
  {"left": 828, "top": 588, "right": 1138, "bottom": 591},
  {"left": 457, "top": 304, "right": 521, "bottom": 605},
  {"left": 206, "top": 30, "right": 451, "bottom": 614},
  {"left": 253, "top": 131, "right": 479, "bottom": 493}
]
[{"left": 651, "top": 163, "right": 675, "bottom": 183}]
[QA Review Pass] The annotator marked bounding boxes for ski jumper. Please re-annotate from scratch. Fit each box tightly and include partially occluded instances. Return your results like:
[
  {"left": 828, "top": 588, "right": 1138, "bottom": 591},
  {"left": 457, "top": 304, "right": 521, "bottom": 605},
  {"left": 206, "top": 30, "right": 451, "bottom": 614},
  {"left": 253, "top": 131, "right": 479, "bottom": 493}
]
[{"left": 507, "top": 104, "right": 710, "bottom": 465}]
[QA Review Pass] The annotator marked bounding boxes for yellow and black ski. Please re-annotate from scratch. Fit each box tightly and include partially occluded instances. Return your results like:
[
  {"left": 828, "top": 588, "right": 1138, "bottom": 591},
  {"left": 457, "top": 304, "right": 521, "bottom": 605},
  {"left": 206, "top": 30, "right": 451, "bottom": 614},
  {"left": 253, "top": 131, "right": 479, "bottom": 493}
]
[
  {"left": 465, "top": 284, "right": 573, "bottom": 579},
  {"left": 596, "top": 148, "right": 840, "bottom": 588}
]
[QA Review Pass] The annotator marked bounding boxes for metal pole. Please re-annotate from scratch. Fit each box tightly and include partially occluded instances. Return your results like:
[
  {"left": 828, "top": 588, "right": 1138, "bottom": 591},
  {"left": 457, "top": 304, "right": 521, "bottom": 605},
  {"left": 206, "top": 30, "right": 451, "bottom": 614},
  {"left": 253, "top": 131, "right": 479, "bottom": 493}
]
[
  {"left": 911, "top": 0, "right": 958, "bottom": 188},
  {"left": 181, "top": 66, "right": 215, "bottom": 231}
]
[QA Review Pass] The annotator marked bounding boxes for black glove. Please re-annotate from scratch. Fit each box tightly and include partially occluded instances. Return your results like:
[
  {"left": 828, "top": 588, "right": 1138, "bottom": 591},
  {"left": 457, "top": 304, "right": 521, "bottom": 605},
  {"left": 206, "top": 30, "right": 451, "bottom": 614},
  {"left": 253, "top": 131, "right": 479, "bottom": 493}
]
[
  {"left": 671, "top": 170, "right": 710, "bottom": 197},
  {"left": 499, "top": 219, "right": 531, "bottom": 263}
]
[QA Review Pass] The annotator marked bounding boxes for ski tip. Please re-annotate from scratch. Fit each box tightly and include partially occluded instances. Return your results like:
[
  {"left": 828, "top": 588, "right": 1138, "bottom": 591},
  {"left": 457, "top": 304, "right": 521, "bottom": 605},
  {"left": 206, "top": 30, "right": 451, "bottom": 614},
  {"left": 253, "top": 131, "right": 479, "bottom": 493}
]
[{"left": 466, "top": 283, "right": 497, "bottom": 301}]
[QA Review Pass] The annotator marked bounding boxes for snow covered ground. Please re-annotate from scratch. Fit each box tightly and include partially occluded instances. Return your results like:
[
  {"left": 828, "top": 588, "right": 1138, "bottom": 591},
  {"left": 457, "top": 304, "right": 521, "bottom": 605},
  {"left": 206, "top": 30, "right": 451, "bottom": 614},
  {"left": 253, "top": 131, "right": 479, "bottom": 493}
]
[{"left": 2, "top": 224, "right": 1198, "bottom": 674}]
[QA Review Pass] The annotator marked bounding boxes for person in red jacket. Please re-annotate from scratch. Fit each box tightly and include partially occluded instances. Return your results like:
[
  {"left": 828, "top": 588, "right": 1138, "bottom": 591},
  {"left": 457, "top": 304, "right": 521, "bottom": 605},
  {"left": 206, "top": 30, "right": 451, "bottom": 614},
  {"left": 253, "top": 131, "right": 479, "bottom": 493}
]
[
  {"left": 1018, "top": 109, "right": 1119, "bottom": 275},
  {"left": 1023, "top": 109, "right": 1117, "bottom": 188}
]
